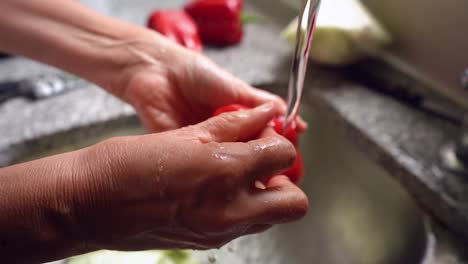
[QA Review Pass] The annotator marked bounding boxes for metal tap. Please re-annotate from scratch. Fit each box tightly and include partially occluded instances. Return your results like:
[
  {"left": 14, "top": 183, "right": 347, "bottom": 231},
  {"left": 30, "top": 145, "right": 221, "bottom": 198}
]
[{"left": 284, "top": 0, "right": 321, "bottom": 132}]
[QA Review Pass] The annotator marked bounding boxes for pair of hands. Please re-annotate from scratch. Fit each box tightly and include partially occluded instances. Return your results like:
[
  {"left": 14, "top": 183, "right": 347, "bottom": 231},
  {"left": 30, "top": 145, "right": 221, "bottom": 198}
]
[
  {"left": 72, "top": 103, "right": 307, "bottom": 251},
  {"left": 0, "top": 1, "right": 309, "bottom": 261},
  {"left": 118, "top": 41, "right": 307, "bottom": 132},
  {"left": 70, "top": 42, "right": 308, "bottom": 250}
]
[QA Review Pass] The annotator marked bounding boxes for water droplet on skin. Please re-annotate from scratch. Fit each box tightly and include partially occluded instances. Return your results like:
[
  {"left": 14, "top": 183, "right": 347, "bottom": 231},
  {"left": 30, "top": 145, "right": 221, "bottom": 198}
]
[
  {"left": 213, "top": 153, "right": 229, "bottom": 160},
  {"left": 157, "top": 158, "right": 164, "bottom": 174},
  {"left": 156, "top": 158, "right": 166, "bottom": 196},
  {"left": 236, "top": 111, "right": 249, "bottom": 119},
  {"left": 253, "top": 144, "right": 267, "bottom": 152},
  {"left": 253, "top": 140, "right": 278, "bottom": 152},
  {"left": 213, "top": 146, "right": 230, "bottom": 161},
  {"left": 207, "top": 253, "right": 217, "bottom": 263}
]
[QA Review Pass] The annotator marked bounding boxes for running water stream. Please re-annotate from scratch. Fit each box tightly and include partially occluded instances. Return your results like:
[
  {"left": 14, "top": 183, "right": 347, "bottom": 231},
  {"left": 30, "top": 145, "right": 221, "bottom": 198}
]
[{"left": 284, "top": 0, "right": 321, "bottom": 131}]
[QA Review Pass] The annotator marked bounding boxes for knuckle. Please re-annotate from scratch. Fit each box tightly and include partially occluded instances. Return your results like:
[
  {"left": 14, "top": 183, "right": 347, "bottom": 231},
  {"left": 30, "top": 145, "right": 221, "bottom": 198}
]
[
  {"left": 215, "top": 162, "right": 238, "bottom": 183},
  {"left": 206, "top": 144, "right": 244, "bottom": 183},
  {"left": 253, "top": 136, "right": 296, "bottom": 167},
  {"left": 193, "top": 125, "right": 214, "bottom": 143}
]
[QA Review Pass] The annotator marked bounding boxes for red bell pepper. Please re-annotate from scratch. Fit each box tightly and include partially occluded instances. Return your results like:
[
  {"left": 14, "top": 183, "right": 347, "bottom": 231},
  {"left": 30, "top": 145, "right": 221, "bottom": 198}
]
[
  {"left": 184, "top": 0, "right": 244, "bottom": 46},
  {"left": 270, "top": 117, "right": 298, "bottom": 146},
  {"left": 212, "top": 104, "right": 247, "bottom": 116},
  {"left": 213, "top": 104, "right": 305, "bottom": 184},
  {"left": 147, "top": 10, "right": 203, "bottom": 52}
]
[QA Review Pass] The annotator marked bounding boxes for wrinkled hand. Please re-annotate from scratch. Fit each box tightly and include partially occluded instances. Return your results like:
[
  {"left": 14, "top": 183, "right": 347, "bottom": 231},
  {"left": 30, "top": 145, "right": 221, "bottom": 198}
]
[
  {"left": 116, "top": 42, "right": 306, "bottom": 133},
  {"left": 72, "top": 103, "right": 308, "bottom": 251}
]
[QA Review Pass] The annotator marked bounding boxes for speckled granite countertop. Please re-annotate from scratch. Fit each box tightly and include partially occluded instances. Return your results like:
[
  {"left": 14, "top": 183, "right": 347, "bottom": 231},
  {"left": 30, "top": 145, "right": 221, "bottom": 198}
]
[
  {"left": 300, "top": 67, "right": 468, "bottom": 242},
  {"left": 1, "top": 0, "right": 468, "bottom": 256}
]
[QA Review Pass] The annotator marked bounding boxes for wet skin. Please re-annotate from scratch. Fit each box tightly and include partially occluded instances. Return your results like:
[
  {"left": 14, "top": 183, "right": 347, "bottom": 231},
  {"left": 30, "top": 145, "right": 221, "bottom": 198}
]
[{"left": 0, "top": 1, "right": 308, "bottom": 263}]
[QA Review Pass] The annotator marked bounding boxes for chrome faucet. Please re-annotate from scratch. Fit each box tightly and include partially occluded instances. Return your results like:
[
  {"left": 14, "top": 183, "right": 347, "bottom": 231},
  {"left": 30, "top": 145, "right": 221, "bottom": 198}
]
[
  {"left": 441, "top": 69, "right": 468, "bottom": 174},
  {"left": 284, "top": 0, "right": 321, "bottom": 132}
]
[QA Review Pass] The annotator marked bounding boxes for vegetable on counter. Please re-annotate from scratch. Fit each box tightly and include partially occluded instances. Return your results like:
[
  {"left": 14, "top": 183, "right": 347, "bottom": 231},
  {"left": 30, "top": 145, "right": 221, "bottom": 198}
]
[
  {"left": 184, "top": 0, "right": 244, "bottom": 46},
  {"left": 147, "top": 10, "right": 203, "bottom": 52},
  {"left": 282, "top": 0, "right": 392, "bottom": 65},
  {"left": 213, "top": 104, "right": 305, "bottom": 184},
  {"left": 67, "top": 250, "right": 198, "bottom": 264}
]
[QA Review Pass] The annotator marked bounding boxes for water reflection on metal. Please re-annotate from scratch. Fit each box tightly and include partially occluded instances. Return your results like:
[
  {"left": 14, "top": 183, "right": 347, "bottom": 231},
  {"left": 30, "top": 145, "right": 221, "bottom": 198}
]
[{"left": 284, "top": 0, "right": 321, "bottom": 132}]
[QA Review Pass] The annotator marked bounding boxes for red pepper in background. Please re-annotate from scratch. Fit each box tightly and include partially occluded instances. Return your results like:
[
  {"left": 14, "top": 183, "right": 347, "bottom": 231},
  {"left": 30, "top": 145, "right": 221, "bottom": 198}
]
[
  {"left": 184, "top": 0, "right": 244, "bottom": 46},
  {"left": 147, "top": 10, "right": 203, "bottom": 52},
  {"left": 213, "top": 104, "right": 305, "bottom": 184}
]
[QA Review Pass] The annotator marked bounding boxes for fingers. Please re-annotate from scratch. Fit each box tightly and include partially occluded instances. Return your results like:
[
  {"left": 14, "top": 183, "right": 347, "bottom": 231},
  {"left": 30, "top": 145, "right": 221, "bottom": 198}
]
[
  {"left": 198, "top": 126, "right": 295, "bottom": 185},
  {"left": 231, "top": 83, "right": 309, "bottom": 133},
  {"left": 248, "top": 175, "right": 309, "bottom": 224},
  {"left": 194, "top": 57, "right": 308, "bottom": 132},
  {"left": 235, "top": 84, "right": 309, "bottom": 131},
  {"left": 247, "top": 135, "right": 296, "bottom": 180},
  {"left": 196, "top": 102, "right": 279, "bottom": 142}
]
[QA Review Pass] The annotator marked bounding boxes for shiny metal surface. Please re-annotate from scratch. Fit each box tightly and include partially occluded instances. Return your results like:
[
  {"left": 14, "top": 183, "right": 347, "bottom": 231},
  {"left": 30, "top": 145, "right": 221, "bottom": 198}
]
[
  {"left": 39, "top": 106, "right": 431, "bottom": 264},
  {"left": 21, "top": 1, "right": 432, "bottom": 263},
  {"left": 284, "top": 0, "right": 321, "bottom": 131},
  {"left": 284, "top": 0, "right": 468, "bottom": 110}
]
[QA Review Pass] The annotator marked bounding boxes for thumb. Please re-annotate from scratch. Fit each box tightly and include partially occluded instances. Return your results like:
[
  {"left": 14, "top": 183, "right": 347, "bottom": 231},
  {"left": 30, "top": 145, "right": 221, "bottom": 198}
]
[{"left": 196, "top": 102, "right": 277, "bottom": 143}]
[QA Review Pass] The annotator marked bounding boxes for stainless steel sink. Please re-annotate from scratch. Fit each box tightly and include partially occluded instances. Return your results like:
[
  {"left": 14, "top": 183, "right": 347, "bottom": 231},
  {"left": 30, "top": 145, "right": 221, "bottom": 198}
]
[
  {"left": 14, "top": 0, "right": 431, "bottom": 262},
  {"left": 198, "top": 105, "right": 431, "bottom": 264},
  {"left": 29, "top": 105, "right": 431, "bottom": 264}
]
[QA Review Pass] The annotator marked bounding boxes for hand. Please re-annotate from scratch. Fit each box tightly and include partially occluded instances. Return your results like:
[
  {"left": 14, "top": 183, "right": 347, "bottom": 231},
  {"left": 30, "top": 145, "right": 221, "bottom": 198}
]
[
  {"left": 70, "top": 103, "right": 308, "bottom": 251},
  {"left": 114, "top": 39, "right": 307, "bottom": 132}
]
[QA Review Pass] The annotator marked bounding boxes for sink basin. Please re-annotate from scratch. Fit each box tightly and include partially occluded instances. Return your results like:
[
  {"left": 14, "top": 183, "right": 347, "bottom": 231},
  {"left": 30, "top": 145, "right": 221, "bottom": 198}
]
[
  {"left": 5, "top": 1, "right": 430, "bottom": 262},
  {"left": 20, "top": 105, "right": 431, "bottom": 264}
]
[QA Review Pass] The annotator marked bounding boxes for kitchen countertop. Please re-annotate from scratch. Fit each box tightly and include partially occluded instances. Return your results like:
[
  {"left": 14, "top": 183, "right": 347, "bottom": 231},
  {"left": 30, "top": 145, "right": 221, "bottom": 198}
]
[
  {"left": 301, "top": 68, "right": 468, "bottom": 240},
  {"left": 1, "top": 0, "right": 468, "bottom": 259}
]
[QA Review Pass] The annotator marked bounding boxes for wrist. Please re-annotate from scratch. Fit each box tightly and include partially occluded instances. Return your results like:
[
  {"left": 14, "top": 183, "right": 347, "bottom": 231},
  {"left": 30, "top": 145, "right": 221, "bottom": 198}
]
[
  {"left": 0, "top": 152, "right": 87, "bottom": 262},
  {"left": 0, "top": 0, "right": 187, "bottom": 102}
]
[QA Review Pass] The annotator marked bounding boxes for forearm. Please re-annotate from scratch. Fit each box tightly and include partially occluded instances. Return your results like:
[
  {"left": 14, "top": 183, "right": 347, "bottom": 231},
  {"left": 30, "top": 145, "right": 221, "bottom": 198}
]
[
  {"left": 0, "top": 0, "right": 176, "bottom": 99},
  {"left": 0, "top": 151, "right": 87, "bottom": 263}
]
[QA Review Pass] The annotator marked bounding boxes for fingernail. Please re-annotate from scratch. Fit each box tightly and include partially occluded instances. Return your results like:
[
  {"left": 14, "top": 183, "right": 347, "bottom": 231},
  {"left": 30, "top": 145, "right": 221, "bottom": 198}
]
[
  {"left": 255, "top": 102, "right": 274, "bottom": 112},
  {"left": 255, "top": 180, "right": 267, "bottom": 190}
]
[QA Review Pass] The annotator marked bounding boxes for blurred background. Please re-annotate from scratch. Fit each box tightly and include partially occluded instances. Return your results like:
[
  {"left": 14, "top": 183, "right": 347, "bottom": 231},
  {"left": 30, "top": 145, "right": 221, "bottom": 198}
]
[{"left": 1, "top": 0, "right": 468, "bottom": 263}]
